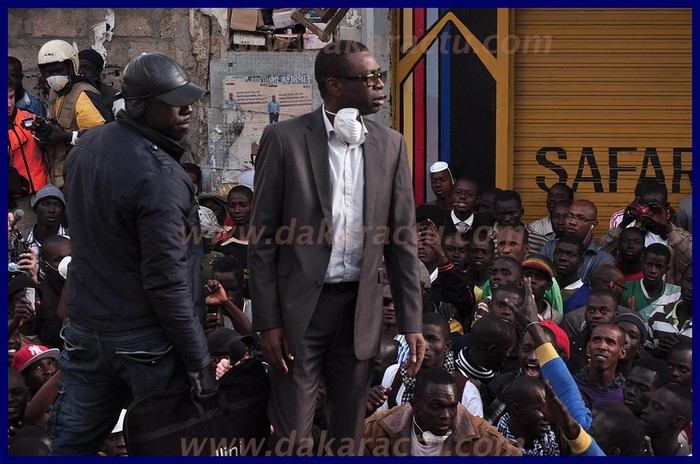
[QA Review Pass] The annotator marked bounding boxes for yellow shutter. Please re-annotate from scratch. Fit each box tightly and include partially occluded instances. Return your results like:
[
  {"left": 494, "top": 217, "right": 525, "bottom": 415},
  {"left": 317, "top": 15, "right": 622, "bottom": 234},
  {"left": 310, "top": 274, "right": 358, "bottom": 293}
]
[{"left": 512, "top": 8, "right": 692, "bottom": 229}]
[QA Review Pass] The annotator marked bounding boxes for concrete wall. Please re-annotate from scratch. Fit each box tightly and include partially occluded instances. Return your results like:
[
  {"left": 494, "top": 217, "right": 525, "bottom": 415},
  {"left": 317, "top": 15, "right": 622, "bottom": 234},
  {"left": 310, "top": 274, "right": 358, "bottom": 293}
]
[
  {"left": 9, "top": 8, "right": 387, "bottom": 193},
  {"left": 204, "top": 8, "right": 377, "bottom": 192},
  {"left": 8, "top": 8, "right": 229, "bottom": 165}
]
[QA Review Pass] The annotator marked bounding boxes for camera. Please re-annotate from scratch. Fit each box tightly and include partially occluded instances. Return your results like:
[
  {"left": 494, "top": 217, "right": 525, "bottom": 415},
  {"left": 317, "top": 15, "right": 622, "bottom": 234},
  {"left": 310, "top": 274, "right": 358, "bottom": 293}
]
[
  {"left": 23, "top": 115, "right": 56, "bottom": 142},
  {"left": 635, "top": 204, "right": 651, "bottom": 216}
]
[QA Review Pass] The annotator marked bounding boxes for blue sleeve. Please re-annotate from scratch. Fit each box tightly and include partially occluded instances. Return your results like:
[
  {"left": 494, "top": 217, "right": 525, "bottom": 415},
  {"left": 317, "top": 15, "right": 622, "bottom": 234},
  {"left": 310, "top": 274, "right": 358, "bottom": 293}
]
[{"left": 538, "top": 345, "right": 592, "bottom": 430}]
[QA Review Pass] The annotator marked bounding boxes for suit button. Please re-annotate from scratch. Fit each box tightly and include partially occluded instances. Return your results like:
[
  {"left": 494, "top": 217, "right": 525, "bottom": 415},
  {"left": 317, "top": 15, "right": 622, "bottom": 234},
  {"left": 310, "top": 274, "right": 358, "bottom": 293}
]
[
  {"left": 324, "top": 244, "right": 332, "bottom": 251},
  {"left": 313, "top": 281, "right": 322, "bottom": 288}
]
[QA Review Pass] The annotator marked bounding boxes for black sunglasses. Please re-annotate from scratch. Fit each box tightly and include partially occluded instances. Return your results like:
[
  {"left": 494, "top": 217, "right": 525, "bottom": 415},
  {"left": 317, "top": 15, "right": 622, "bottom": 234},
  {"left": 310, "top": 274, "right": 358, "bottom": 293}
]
[{"left": 333, "top": 70, "right": 387, "bottom": 87}]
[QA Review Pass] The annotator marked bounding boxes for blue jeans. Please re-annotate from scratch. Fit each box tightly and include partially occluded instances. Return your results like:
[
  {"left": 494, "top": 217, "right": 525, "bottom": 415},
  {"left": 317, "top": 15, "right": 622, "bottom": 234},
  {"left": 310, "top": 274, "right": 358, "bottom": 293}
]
[{"left": 47, "top": 321, "right": 189, "bottom": 455}]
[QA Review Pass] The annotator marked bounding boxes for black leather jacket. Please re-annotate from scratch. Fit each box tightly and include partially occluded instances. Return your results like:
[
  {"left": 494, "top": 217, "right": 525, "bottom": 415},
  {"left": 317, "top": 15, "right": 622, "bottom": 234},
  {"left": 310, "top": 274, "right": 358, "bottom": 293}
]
[{"left": 63, "top": 111, "right": 208, "bottom": 371}]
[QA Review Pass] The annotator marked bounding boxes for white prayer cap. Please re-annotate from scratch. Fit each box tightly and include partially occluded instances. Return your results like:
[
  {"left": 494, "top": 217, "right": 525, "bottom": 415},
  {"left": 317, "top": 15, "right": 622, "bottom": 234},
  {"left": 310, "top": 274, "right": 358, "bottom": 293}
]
[
  {"left": 429, "top": 161, "right": 450, "bottom": 174},
  {"left": 112, "top": 409, "right": 127, "bottom": 434},
  {"left": 429, "top": 161, "right": 453, "bottom": 183}
]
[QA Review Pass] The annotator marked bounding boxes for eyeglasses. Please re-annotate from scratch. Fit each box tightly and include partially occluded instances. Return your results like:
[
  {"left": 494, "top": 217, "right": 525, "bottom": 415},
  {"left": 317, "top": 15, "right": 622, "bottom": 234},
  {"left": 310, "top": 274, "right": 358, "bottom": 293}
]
[
  {"left": 566, "top": 213, "right": 595, "bottom": 223},
  {"left": 333, "top": 70, "right": 387, "bottom": 87}
]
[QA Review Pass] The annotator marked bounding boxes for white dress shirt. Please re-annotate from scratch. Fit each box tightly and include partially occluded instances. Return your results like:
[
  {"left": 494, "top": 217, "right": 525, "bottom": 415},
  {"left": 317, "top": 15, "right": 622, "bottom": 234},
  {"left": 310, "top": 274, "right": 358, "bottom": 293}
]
[
  {"left": 450, "top": 210, "right": 474, "bottom": 233},
  {"left": 322, "top": 106, "right": 368, "bottom": 283}
]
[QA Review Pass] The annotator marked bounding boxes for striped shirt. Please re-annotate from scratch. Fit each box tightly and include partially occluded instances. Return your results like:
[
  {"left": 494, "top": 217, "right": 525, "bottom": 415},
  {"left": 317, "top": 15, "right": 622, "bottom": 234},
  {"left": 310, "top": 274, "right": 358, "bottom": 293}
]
[
  {"left": 647, "top": 300, "right": 692, "bottom": 349},
  {"left": 394, "top": 333, "right": 409, "bottom": 364},
  {"left": 623, "top": 279, "right": 681, "bottom": 322}
]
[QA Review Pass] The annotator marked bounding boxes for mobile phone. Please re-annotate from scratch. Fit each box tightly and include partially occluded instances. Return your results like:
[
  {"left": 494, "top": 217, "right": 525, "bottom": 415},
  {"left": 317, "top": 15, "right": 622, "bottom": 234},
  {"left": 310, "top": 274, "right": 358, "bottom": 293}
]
[
  {"left": 25, "top": 287, "right": 36, "bottom": 313},
  {"left": 21, "top": 118, "right": 34, "bottom": 129}
]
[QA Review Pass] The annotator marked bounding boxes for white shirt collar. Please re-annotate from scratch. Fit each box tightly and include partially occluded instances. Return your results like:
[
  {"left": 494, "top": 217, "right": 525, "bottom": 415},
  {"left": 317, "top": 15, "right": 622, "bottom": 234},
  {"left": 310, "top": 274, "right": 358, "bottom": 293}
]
[{"left": 450, "top": 210, "right": 474, "bottom": 228}]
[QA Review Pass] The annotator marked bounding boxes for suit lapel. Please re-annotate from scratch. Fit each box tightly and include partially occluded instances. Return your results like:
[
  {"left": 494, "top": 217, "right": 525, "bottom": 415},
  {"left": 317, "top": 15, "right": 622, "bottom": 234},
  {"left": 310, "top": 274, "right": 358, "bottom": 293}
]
[
  {"left": 362, "top": 125, "right": 380, "bottom": 227},
  {"left": 306, "top": 107, "right": 333, "bottom": 224}
]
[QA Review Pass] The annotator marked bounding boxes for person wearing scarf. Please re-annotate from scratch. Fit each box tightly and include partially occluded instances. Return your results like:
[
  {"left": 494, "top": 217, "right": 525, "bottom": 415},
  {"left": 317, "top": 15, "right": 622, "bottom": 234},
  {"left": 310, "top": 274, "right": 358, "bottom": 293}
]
[{"left": 497, "top": 375, "right": 560, "bottom": 456}]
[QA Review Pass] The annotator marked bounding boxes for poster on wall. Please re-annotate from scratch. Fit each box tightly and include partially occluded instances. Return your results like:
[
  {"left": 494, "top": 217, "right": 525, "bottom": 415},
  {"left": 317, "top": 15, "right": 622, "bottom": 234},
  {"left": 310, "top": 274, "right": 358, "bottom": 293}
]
[{"left": 220, "top": 75, "right": 313, "bottom": 182}]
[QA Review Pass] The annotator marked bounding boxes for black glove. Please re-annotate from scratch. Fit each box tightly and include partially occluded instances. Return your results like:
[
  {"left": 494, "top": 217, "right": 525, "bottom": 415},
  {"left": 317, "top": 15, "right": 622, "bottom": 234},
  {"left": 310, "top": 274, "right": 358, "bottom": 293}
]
[{"left": 188, "top": 367, "right": 219, "bottom": 399}]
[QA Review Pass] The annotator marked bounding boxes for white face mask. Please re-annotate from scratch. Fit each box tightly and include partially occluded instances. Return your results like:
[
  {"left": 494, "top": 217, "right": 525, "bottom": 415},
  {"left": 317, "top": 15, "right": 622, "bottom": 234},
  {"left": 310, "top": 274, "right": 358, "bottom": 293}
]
[
  {"left": 326, "top": 107, "right": 363, "bottom": 145},
  {"left": 46, "top": 75, "right": 70, "bottom": 92},
  {"left": 413, "top": 416, "right": 452, "bottom": 445},
  {"left": 58, "top": 256, "right": 72, "bottom": 280}
]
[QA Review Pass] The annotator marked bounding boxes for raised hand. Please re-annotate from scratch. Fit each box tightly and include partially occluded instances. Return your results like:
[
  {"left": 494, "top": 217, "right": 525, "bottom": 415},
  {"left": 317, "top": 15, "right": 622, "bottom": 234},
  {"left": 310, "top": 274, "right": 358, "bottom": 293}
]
[
  {"left": 204, "top": 279, "right": 228, "bottom": 306},
  {"left": 508, "top": 276, "right": 539, "bottom": 327}
]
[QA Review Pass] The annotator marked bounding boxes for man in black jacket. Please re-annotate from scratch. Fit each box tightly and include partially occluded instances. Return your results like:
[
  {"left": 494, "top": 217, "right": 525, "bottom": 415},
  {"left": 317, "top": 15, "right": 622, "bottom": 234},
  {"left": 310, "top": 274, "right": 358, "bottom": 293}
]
[{"left": 48, "top": 52, "right": 216, "bottom": 455}]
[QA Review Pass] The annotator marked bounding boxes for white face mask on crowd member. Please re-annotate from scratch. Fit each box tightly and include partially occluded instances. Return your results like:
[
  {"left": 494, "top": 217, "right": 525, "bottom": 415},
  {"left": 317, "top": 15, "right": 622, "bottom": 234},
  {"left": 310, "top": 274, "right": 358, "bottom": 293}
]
[{"left": 46, "top": 75, "right": 70, "bottom": 92}]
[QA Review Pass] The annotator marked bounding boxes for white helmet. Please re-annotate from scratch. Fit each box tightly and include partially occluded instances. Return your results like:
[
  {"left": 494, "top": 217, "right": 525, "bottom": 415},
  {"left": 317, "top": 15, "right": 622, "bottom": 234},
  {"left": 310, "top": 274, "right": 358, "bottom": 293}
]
[{"left": 37, "top": 39, "right": 79, "bottom": 75}]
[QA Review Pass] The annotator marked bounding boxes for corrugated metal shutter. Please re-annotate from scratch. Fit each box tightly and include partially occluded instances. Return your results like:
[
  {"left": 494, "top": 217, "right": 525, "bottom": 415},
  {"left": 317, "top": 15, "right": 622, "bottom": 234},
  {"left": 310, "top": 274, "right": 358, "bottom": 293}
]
[{"left": 512, "top": 8, "right": 692, "bottom": 229}]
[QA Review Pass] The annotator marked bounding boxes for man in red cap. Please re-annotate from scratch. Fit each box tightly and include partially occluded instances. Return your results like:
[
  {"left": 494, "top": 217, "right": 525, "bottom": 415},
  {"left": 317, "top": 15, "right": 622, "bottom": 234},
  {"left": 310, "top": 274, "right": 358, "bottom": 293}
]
[{"left": 11, "top": 344, "right": 59, "bottom": 397}]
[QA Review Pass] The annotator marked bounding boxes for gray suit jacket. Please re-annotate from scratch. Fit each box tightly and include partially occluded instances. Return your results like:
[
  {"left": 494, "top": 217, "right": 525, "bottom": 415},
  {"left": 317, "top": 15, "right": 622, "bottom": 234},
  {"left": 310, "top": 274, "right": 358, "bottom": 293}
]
[{"left": 249, "top": 107, "right": 422, "bottom": 360}]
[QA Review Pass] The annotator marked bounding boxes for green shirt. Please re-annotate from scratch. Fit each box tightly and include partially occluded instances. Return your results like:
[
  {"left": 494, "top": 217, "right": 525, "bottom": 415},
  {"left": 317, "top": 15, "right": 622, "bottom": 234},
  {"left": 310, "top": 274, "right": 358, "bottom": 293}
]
[{"left": 623, "top": 279, "right": 681, "bottom": 322}]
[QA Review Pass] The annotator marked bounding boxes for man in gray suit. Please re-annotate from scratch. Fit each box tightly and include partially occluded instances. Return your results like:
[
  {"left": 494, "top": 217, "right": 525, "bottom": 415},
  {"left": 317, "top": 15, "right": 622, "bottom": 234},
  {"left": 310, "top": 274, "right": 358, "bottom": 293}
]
[{"left": 249, "top": 40, "right": 425, "bottom": 455}]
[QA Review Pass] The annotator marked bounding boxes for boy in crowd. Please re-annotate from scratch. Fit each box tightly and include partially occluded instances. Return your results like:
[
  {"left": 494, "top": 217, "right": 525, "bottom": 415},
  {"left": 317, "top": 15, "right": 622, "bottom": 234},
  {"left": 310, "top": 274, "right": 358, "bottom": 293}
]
[
  {"left": 615, "top": 227, "right": 645, "bottom": 281},
  {"left": 623, "top": 243, "right": 680, "bottom": 321},
  {"left": 646, "top": 263, "right": 691, "bottom": 358}
]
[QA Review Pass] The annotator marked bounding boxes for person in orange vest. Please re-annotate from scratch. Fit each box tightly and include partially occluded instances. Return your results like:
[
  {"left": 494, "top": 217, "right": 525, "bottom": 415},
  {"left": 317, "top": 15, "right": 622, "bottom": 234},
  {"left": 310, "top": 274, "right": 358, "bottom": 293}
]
[{"left": 8, "top": 74, "right": 48, "bottom": 227}]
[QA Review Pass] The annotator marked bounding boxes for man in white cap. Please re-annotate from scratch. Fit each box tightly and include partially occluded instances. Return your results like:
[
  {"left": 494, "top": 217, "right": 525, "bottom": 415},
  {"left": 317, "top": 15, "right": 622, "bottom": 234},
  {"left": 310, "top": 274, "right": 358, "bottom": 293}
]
[
  {"left": 426, "top": 161, "right": 455, "bottom": 213},
  {"left": 98, "top": 409, "right": 127, "bottom": 456}
]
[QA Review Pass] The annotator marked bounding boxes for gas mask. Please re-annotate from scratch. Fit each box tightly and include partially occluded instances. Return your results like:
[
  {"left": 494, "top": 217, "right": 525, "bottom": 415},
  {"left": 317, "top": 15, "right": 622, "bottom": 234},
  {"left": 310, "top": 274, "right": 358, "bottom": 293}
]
[
  {"left": 326, "top": 107, "right": 363, "bottom": 145},
  {"left": 413, "top": 416, "right": 452, "bottom": 445},
  {"left": 46, "top": 75, "right": 70, "bottom": 92},
  {"left": 58, "top": 256, "right": 71, "bottom": 280}
]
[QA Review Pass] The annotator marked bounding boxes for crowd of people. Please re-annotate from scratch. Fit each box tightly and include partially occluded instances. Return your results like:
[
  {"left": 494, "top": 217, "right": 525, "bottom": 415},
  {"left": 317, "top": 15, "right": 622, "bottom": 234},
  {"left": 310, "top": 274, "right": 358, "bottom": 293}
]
[{"left": 7, "top": 38, "right": 693, "bottom": 456}]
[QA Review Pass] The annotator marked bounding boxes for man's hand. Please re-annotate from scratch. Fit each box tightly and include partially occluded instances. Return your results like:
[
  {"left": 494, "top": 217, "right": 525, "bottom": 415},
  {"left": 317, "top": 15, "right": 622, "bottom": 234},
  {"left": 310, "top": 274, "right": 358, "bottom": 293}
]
[
  {"left": 620, "top": 200, "right": 640, "bottom": 228},
  {"left": 188, "top": 367, "right": 219, "bottom": 399},
  {"left": 204, "top": 279, "right": 228, "bottom": 306},
  {"left": 215, "top": 358, "right": 233, "bottom": 380},
  {"left": 509, "top": 277, "right": 539, "bottom": 327},
  {"left": 204, "top": 311, "right": 222, "bottom": 336},
  {"left": 34, "top": 121, "right": 71, "bottom": 146},
  {"left": 645, "top": 204, "right": 673, "bottom": 235},
  {"left": 437, "top": 302, "right": 457, "bottom": 324},
  {"left": 419, "top": 220, "right": 449, "bottom": 264},
  {"left": 14, "top": 296, "right": 35, "bottom": 320},
  {"left": 367, "top": 385, "right": 391, "bottom": 412},
  {"left": 18, "top": 250, "right": 38, "bottom": 283},
  {"left": 654, "top": 333, "right": 679, "bottom": 358},
  {"left": 261, "top": 327, "right": 293, "bottom": 375},
  {"left": 535, "top": 380, "right": 580, "bottom": 440},
  {"left": 404, "top": 332, "right": 426, "bottom": 376}
]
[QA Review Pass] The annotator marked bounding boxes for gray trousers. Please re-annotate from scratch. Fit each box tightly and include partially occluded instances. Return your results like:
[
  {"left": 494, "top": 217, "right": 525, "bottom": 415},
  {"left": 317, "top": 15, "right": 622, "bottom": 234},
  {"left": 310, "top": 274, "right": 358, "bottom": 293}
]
[{"left": 266, "top": 289, "right": 372, "bottom": 456}]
